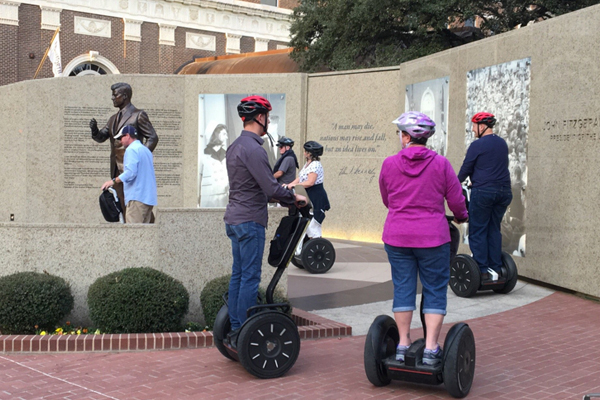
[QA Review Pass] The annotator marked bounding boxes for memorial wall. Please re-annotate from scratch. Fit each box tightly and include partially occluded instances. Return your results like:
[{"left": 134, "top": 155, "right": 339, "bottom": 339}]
[
  {"left": 1, "top": 4, "right": 600, "bottom": 303},
  {"left": 306, "top": 4, "right": 600, "bottom": 298}
]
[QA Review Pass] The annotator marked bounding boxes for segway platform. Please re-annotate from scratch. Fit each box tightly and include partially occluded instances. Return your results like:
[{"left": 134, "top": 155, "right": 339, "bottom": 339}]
[{"left": 364, "top": 315, "right": 476, "bottom": 398}]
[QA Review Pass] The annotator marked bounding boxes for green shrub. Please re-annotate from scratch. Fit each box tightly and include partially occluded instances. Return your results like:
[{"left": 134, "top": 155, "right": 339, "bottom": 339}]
[
  {"left": 88, "top": 267, "right": 189, "bottom": 333},
  {"left": 0, "top": 272, "right": 74, "bottom": 334},
  {"left": 200, "top": 274, "right": 290, "bottom": 329}
]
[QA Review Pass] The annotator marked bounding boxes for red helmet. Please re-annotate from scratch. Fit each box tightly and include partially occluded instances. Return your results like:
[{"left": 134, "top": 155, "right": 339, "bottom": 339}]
[
  {"left": 237, "top": 95, "right": 272, "bottom": 122},
  {"left": 471, "top": 112, "right": 496, "bottom": 127}
]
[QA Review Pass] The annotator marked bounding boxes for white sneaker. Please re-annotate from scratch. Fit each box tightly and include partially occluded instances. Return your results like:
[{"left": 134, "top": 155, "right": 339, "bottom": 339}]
[{"left": 487, "top": 268, "right": 499, "bottom": 281}]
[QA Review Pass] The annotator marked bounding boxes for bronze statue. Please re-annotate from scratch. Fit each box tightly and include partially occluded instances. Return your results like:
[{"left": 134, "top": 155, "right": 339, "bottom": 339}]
[{"left": 90, "top": 82, "right": 159, "bottom": 215}]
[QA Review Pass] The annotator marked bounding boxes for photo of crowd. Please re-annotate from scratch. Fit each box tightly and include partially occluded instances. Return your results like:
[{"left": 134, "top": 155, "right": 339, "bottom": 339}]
[
  {"left": 197, "top": 93, "right": 287, "bottom": 207},
  {"left": 464, "top": 58, "right": 530, "bottom": 257},
  {"left": 405, "top": 77, "right": 450, "bottom": 156}
]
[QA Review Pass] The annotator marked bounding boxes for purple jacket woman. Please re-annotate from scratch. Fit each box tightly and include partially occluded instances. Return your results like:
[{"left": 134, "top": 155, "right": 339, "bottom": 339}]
[{"left": 380, "top": 111, "right": 468, "bottom": 367}]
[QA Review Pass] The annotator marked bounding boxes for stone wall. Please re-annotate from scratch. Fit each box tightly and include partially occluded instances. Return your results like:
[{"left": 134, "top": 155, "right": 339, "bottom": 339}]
[{"left": 0, "top": 208, "right": 287, "bottom": 326}]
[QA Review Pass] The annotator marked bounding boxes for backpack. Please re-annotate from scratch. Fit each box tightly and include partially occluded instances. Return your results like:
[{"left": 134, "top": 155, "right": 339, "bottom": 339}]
[{"left": 99, "top": 187, "right": 123, "bottom": 223}]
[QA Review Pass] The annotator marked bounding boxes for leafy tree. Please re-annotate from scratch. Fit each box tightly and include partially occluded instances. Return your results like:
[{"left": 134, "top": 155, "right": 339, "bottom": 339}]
[{"left": 289, "top": 0, "right": 600, "bottom": 72}]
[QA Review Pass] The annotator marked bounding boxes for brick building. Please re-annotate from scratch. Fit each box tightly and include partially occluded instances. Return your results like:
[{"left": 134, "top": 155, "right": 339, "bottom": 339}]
[{"left": 0, "top": 0, "right": 298, "bottom": 86}]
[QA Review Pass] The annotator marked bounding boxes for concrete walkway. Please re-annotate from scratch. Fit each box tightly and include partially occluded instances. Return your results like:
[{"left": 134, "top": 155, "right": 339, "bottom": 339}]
[{"left": 1, "top": 239, "right": 600, "bottom": 399}]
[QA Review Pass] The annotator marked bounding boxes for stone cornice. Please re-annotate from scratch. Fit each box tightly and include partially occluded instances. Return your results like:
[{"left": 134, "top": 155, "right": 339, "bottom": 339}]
[{"left": 15, "top": 0, "right": 292, "bottom": 42}]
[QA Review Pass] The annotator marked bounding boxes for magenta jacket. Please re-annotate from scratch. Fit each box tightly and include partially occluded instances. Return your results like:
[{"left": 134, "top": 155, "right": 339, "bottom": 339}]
[{"left": 379, "top": 146, "right": 468, "bottom": 248}]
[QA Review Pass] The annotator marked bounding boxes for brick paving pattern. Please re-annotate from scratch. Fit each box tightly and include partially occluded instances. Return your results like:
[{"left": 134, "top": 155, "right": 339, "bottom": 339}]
[{"left": 1, "top": 291, "right": 599, "bottom": 399}]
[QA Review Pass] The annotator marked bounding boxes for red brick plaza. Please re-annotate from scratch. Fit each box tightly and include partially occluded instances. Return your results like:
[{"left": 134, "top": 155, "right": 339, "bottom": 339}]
[{"left": 1, "top": 290, "right": 599, "bottom": 399}]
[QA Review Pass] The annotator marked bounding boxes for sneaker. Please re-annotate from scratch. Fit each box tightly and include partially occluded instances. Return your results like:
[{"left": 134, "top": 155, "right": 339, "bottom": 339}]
[
  {"left": 486, "top": 268, "right": 499, "bottom": 281},
  {"left": 396, "top": 344, "right": 410, "bottom": 362},
  {"left": 225, "top": 329, "right": 240, "bottom": 350},
  {"left": 423, "top": 346, "right": 443, "bottom": 366}
]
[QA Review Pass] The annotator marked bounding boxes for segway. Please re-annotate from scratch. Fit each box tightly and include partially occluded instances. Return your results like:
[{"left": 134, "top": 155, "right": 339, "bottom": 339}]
[
  {"left": 449, "top": 185, "right": 518, "bottom": 298},
  {"left": 213, "top": 187, "right": 312, "bottom": 379},
  {"left": 364, "top": 219, "right": 476, "bottom": 398},
  {"left": 290, "top": 235, "right": 336, "bottom": 274}
]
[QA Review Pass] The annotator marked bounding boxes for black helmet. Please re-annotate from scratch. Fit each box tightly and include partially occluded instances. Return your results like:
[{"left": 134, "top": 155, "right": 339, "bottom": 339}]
[
  {"left": 277, "top": 137, "right": 294, "bottom": 148},
  {"left": 237, "top": 95, "right": 272, "bottom": 122},
  {"left": 303, "top": 141, "right": 323, "bottom": 157}
]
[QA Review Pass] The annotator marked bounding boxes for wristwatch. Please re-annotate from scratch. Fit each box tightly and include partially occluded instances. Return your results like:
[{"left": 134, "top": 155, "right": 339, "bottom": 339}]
[{"left": 112, "top": 178, "right": 116, "bottom": 184}]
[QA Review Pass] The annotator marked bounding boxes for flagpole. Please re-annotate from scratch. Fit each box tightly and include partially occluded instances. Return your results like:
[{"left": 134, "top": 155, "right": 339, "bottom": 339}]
[{"left": 33, "top": 27, "right": 60, "bottom": 79}]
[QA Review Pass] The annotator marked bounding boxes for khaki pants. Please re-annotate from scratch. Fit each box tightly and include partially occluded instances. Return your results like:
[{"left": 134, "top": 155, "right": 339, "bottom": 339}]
[{"left": 125, "top": 200, "right": 154, "bottom": 223}]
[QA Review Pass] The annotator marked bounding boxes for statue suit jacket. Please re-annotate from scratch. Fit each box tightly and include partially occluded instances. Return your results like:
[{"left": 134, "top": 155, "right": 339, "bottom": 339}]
[{"left": 92, "top": 103, "right": 159, "bottom": 178}]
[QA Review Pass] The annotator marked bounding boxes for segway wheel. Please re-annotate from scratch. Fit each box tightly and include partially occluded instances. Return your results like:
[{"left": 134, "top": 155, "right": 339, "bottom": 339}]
[
  {"left": 213, "top": 305, "right": 237, "bottom": 361},
  {"left": 291, "top": 256, "right": 304, "bottom": 269},
  {"left": 237, "top": 311, "right": 300, "bottom": 379},
  {"left": 443, "top": 323, "right": 476, "bottom": 398},
  {"left": 364, "top": 315, "right": 398, "bottom": 387},
  {"left": 494, "top": 252, "right": 518, "bottom": 294},
  {"left": 450, "top": 255, "right": 481, "bottom": 298},
  {"left": 301, "top": 238, "right": 336, "bottom": 274}
]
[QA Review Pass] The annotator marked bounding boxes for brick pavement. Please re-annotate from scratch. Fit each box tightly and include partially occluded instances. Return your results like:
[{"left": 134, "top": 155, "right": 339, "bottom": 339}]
[{"left": 1, "top": 291, "right": 600, "bottom": 399}]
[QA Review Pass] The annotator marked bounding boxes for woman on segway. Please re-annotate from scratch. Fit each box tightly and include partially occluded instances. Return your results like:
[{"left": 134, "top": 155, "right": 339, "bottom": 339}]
[
  {"left": 287, "top": 141, "right": 330, "bottom": 239},
  {"left": 380, "top": 112, "right": 468, "bottom": 365}
]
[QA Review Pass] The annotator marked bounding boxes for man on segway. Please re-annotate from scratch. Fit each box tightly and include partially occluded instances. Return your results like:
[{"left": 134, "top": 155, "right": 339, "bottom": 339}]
[
  {"left": 458, "top": 112, "right": 512, "bottom": 281},
  {"left": 223, "top": 95, "right": 306, "bottom": 349}
]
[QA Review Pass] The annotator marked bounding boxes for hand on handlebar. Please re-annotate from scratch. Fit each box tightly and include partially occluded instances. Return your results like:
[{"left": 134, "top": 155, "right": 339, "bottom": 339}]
[{"left": 294, "top": 194, "right": 307, "bottom": 208}]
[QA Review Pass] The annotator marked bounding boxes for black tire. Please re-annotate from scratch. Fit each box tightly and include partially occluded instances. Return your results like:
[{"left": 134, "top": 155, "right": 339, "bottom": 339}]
[
  {"left": 449, "top": 255, "right": 481, "bottom": 298},
  {"left": 301, "top": 238, "right": 336, "bottom": 274},
  {"left": 364, "top": 315, "right": 398, "bottom": 387},
  {"left": 494, "top": 252, "right": 519, "bottom": 294},
  {"left": 443, "top": 324, "right": 476, "bottom": 398},
  {"left": 291, "top": 256, "right": 304, "bottom": 269},
  {"left": 237, "top": 311, "right": 300, "bottom": 379},
  {"left": 213, "top": 305, "right": 236, "bottom": 361}
]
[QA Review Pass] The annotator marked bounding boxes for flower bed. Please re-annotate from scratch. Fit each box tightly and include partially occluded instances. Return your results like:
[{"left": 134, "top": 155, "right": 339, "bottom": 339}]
[{"left": 0, "top": 309, "right": 352, "bottom": 353}]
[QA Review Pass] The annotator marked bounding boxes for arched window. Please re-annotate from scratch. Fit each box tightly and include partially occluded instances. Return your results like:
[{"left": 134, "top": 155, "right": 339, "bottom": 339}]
[{"left": 62, "top": 52, "right": 120, "bottom": 77}]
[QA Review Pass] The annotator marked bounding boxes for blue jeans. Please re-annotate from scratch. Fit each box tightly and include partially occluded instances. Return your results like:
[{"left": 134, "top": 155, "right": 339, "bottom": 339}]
[
  {"left": 469, "top": 186, "right": 513, "bottom": 273},
  {"left": 385, "top": 243, "right": 450, "bottom": 315},
  {"left": 226, "top": 222, "right": 265, "bottom": 331}
]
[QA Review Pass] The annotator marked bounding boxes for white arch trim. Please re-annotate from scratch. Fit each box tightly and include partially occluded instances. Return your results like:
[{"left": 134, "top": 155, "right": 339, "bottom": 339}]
[{"left": 62, "top": 52, "right": 120, "bottom": 76}]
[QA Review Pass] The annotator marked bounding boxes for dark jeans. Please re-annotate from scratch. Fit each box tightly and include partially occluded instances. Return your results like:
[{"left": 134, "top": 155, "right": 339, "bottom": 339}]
[
  {"left": 469, "top": 186, "right": 512, "bottom": 273},
  {"left": 226, "top": 222, "right": 265, "bottom": 331}
]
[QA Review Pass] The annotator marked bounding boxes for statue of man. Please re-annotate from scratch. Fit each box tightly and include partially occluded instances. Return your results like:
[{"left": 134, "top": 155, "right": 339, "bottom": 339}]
[{"left": 90, "top": 82, "right": 159, "bottom": 216}]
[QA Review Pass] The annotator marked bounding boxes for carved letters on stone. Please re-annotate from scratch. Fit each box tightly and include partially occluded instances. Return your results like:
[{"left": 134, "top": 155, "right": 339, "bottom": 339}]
[
  {"left": 74, "top": 16, "right": 111, "bottom": 38},
  {"left": 186, "top": 32, "right": 216, "bottom": 51}
]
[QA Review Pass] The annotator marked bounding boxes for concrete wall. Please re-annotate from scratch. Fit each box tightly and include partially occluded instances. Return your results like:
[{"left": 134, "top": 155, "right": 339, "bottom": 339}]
[
  {"left": 0, "top": 208, "right": 287, "bottom": 326},
  {"left": 305, "top": 5, "right": 600, "bottom": 298},
  {"left": 2, "top": 3, "right": 600, "bottom": 309},
  {"left": 0, "top": 73, "right": 307, "bottom": 223}
]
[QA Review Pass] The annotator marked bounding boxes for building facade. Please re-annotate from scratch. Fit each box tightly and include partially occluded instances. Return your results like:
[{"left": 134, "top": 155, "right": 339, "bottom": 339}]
[{"left": 0, "top": 0, "right": 297, "bottom": 86}]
